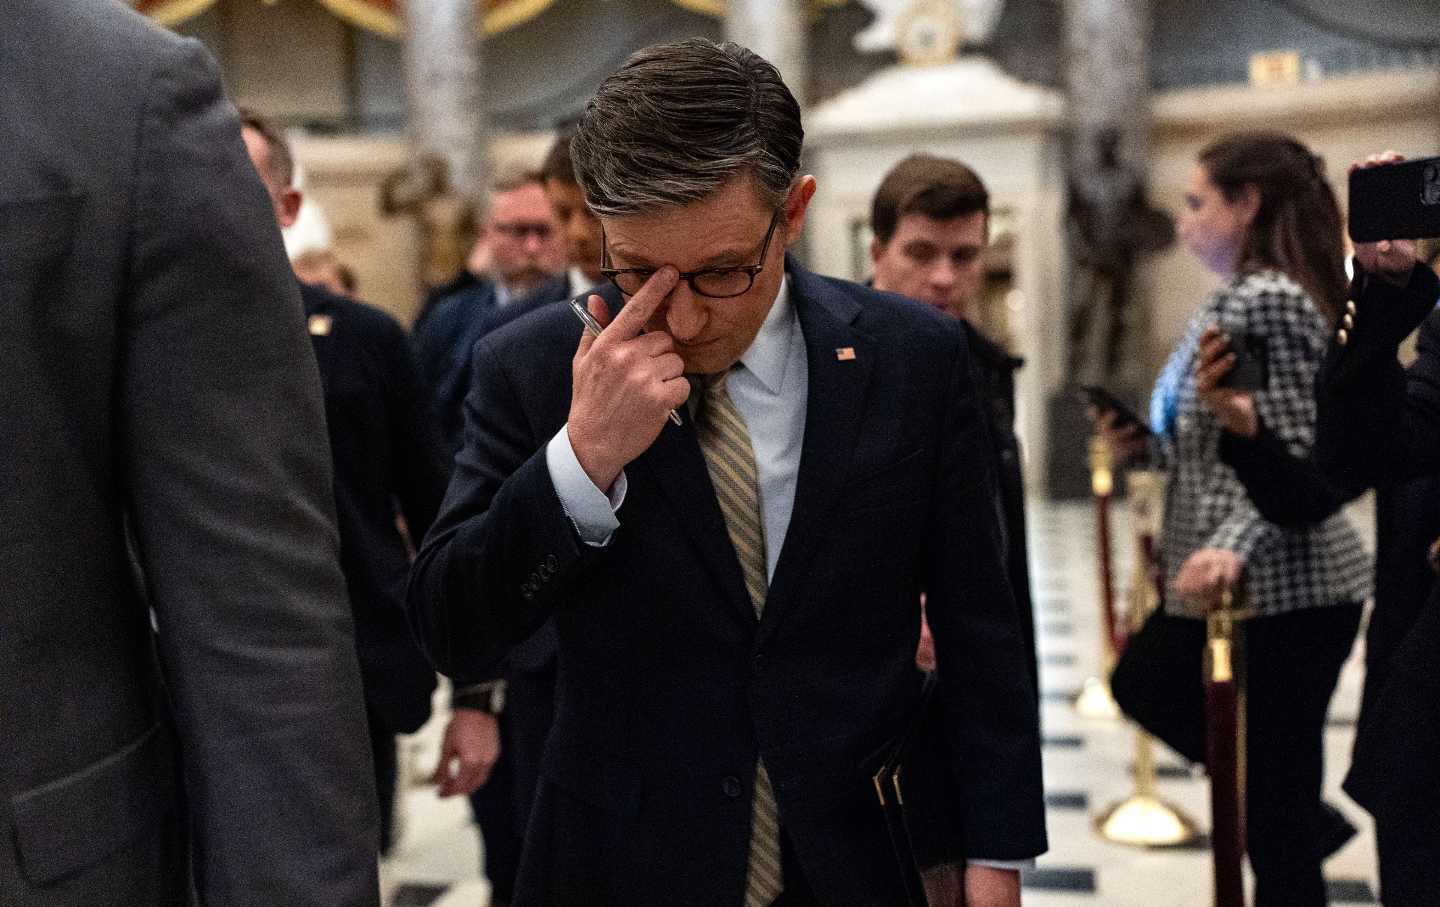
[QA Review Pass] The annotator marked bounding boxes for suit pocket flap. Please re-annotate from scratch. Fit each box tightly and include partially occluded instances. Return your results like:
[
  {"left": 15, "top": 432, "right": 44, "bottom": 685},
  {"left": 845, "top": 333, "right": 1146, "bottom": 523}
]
[
  {"left": 11, "top": 722, "right": 176, "bottom": 885},
  {"left": 0, "top": 193, "right": 82, "bottom": 275}
]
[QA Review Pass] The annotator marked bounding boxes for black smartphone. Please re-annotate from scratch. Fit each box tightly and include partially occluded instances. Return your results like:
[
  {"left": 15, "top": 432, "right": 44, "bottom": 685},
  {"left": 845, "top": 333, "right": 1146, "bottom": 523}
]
[
  {"left": 1348, "top": 155, "right": 1440, "bottom": 242},
  {"left": 1079, "top": 385, "right": 1153, "bottom": 436},
  {"left": 1218, "top": 330, "right": 1269, "bottom": 392}
]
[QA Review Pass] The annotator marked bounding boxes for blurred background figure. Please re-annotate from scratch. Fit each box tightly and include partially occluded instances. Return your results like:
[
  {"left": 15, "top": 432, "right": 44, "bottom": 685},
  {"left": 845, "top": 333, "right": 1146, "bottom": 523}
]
[
  {"left": 412, "top": 170, "right": 565, "bottom": 454},
  {"left": 538, "top": 124, "right": 607, "bottom": 298},
  {"left": 2, "top": 2, "right": 380, "bottom": 903},
  {"left": 1313, "top": 157, "right": 1440, "bottom": 905},
  {"left": 294, "top": 247, "right": 360, "bottom": 297},
  {"left": 869, "top": 153, "right": 1037, "bottom": 695},
  {"left": 242, "top": 109, "right": 451, "bottom": 860},
  {"left": 1100, "top": 132, "right": 1368, "bottom": 907}
]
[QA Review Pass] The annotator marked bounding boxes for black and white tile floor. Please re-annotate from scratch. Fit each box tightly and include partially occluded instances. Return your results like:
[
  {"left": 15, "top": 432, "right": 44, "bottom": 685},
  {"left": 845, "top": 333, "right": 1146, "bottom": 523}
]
[{"left": 381, "top": 500, "right": 1381, "bottom": 905}]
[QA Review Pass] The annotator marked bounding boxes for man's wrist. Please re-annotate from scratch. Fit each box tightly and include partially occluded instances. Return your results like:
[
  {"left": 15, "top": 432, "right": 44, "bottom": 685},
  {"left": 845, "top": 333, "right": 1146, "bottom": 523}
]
[{"left": 452, "top": 680, "right": 506, "bottom": 714}]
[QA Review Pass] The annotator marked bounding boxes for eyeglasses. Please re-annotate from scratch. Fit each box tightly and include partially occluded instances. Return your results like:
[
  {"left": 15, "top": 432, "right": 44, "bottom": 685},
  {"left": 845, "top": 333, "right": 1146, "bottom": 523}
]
[{"left": 600, "top": 209, "right": 782, "bottom": 299}]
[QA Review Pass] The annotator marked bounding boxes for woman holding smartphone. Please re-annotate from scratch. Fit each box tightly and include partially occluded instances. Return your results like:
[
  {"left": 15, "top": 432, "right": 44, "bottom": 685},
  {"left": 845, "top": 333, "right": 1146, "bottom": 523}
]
[{"left": 1098, "top": 131, "right": 1369, "bottom": 906}]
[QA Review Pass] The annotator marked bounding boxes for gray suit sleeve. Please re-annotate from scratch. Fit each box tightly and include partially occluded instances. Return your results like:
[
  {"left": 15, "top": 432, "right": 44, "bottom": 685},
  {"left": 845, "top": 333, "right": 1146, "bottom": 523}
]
[{"left": 118, "top": 38, "right": 380, "bottom": 904}]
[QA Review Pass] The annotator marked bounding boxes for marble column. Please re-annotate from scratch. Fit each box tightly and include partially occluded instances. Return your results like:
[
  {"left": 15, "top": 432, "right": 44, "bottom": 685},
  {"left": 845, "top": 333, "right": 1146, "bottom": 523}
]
[
  {"left": 402, "top": 0, "right": 487, "bottom": 199},
  {"left": 725, "top": 0, "right": 808, "bottom": 104}
]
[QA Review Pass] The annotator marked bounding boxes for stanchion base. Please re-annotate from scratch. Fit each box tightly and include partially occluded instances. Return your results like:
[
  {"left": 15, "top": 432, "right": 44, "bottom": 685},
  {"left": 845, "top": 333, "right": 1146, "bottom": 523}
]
[
  {"left": 1094, "top": 795, "right": 1201, "bottom": 848},
  {"left": 1073, "top": 676, "right": 1122, "bottom": 720}
]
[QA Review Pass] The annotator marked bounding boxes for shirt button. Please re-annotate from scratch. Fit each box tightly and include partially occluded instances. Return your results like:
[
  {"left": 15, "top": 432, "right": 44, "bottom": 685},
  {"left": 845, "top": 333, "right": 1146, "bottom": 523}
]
[{"left": 721, "top": 775, "right": 744, "bottom": 799}]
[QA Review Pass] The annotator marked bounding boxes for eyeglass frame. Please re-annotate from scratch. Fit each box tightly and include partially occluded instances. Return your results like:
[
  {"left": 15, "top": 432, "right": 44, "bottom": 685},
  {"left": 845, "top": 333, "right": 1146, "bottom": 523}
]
[{"left": 599, "top": 208, "right": 783, "bottom": 299}]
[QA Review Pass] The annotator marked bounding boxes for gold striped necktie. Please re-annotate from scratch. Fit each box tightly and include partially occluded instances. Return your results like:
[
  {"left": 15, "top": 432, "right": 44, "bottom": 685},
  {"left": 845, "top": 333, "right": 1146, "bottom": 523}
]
[{"left": 695, "top": 368, "right": 783, "bottom": 907}]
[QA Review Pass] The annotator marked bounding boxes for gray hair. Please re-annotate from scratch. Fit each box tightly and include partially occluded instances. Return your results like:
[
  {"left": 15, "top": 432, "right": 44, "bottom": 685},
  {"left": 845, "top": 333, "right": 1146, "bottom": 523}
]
[{"left": 570, "top": 39, "right": 803, "bottom": 218}]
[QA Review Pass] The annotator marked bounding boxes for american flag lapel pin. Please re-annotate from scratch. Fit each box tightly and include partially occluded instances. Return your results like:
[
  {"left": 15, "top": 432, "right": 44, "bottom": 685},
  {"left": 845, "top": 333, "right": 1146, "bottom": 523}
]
[{"left": 835, "top": 346, "right": 856, "bottom": 361}]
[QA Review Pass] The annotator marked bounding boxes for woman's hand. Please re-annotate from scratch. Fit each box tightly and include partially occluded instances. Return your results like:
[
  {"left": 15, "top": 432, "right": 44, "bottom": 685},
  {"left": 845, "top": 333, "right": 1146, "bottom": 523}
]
[
  {"left": 1087, "top": 406, "right": 1149, "bottom": 466},
  {"left": 1174, "top": 548, "right": 1243, "bottom": 605},
  {"left": 1350, "top": 151, "right": 1420, "bottom": 286},
  {"left": 1195, "top": 325, "right": 1258, "bottom": 439}
]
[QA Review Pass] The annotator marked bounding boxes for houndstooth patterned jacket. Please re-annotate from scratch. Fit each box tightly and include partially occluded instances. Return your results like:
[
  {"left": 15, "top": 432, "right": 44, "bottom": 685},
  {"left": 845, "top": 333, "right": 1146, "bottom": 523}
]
[{"left": 1151, "top": 270, "right": 1371, "bottom": 617}]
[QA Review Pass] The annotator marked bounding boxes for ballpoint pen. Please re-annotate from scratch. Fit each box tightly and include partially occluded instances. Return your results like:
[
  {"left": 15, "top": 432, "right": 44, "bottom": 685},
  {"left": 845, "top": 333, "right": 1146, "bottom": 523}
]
[{"left": 569, "top": 295, "right": 683, "bottom": 426}]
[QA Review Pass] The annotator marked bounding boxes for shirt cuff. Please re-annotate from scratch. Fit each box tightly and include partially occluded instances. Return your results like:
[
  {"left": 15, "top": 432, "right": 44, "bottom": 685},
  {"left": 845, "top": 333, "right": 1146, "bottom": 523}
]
[
  {"left": 545, "top": 424, "right": 626, "bottom": 547},
  {"left": 968, "top": 859, "right": 1036, "bottom": 871}
]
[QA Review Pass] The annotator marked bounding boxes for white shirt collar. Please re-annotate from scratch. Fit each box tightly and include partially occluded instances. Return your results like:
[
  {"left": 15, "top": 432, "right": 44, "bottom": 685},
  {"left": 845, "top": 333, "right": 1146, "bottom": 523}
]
[
  {"left": 568, "top": 266, "right": 598, "bottom": 296},
  {"left": 738, "top": 275, "right": 796, "bottom": 396}
]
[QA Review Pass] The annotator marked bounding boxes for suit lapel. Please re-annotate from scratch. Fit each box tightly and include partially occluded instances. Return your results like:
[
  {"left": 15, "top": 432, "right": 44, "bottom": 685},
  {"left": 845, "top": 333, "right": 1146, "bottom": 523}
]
[{"left": 760, "top": 264, "right": 876, "bottom": 644}]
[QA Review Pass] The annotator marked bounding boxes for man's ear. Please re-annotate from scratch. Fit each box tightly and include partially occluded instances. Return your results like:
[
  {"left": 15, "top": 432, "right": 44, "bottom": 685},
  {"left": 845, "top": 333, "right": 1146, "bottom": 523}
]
[
  {"left": 781, "top": 175, "right": 818, "bottom": 247},
  {"left": 277, "top": 187, "right": 303, "bottom": 230},
  {"left": 869, "top": 235, "right": 883, "bottom": 268}
]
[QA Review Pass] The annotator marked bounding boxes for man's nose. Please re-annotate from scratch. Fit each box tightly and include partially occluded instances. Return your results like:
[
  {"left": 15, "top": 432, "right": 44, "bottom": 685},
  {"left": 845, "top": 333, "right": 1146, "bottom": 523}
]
[
  {"left": 929, "top": 258, "right": 959, "bottom": 287},
  {"left": 523, "top": 231, "right": 547, "bottom": 255},
  {"left": 664, "top": 282, "right": 706, "bottom": 340}
]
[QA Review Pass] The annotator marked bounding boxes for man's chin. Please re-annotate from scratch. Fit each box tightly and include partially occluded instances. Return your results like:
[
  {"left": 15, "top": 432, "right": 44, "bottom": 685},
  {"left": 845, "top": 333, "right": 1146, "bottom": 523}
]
[{"left": 678, "top": 344, "right": 738, "bottom": 376}]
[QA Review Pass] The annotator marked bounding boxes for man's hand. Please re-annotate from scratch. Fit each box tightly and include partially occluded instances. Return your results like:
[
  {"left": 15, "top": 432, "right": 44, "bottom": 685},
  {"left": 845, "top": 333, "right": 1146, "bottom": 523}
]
[
  {"left": 921, "top": 863, "right": 1022, "bottom": 907},
  {"left": 1195, "top": 325, "right": 1258, "bottom": 439},
  {"left": 1350, "top": 151, "right": 1419, "bottom": 286},
  {"left": 431, "top": 708, "right": 500, "bottom": 798},
  {"left": 915, "top": 594, "right": 936, "bottom": 673},
  {"left": 567, "top": 267, "right": 690, "bottom": 491},
  {"left": 1174, "top": 547, "right": 1243, "bottom": 605}
]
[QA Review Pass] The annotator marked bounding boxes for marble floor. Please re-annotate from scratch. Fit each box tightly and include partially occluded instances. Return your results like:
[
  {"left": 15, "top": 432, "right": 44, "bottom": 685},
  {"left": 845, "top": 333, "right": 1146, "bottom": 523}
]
[{"left": 381, "top": 498, "right": 1381, "bottom": 905}]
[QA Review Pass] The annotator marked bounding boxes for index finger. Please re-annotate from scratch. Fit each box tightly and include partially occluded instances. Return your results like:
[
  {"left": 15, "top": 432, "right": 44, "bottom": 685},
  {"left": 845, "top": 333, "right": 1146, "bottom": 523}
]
[{"left": 601, "top": 266, "right": 678, "bottom": 343}]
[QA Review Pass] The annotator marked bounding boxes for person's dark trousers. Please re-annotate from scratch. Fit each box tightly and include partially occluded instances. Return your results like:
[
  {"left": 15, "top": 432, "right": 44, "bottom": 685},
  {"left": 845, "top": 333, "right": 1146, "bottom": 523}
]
[
  {"left": 1112, "top": 603, "right": 1363, "bottom": 906},
  {"left": 471, "top": 733, "right": 521, "bottom": 905},
  {"left": 1245, "top": 604, "right": 1362, "bottom": 906},
  {"left": 365, "top": 700, "right": 399, "bottom": 856}
]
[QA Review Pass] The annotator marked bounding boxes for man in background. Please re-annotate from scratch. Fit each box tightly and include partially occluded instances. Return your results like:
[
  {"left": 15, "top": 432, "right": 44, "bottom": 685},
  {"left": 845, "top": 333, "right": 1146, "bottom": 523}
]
[
  {"left": 533, "top": 124, "right": 607, "bottom": 300},
  {"left": 241, "top": 110, "right": 451, "bottom": 859},
  {"left": 869, "top": 154, "right": 1038, "bottom": 694},
  {"left": 1, "top": 1, "right": 379, "bottom": 902},
  {"left": 413, "top": 172, "right": 566, "bottom": 453}
]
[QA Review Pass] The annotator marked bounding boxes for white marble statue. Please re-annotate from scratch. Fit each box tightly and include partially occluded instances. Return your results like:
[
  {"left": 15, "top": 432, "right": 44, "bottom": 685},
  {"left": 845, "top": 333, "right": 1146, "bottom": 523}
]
[{"left": 853, "top": 0, "right": 1005, "bottom": 54}]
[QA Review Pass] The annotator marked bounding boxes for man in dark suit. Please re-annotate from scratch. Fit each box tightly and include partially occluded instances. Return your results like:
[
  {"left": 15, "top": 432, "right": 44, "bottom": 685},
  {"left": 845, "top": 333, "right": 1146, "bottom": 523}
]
[
  {"left": 413, "top": 172, "right": 566, "bottom": 454},
  {"left": 241, "top": 110, "right": 450, "bottom": 857},
  {"left": 868, "top": 154, "right": 1038, "bottom": 694},
  {"left": 0, "top": 2, "right": 379, "bottom": 903},
  {"left": 1314, "top": 153, "right": 1440, "bottom": 905},
  {"left": 408, "top": 39, "right": 1045, "bottom": 907}
]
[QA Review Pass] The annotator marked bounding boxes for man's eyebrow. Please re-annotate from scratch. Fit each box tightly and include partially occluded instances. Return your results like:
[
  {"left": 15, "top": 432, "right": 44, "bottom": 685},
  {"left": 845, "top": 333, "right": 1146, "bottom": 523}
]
[{"left": 608, "top": 243, "right": 751, "bottom": 270}]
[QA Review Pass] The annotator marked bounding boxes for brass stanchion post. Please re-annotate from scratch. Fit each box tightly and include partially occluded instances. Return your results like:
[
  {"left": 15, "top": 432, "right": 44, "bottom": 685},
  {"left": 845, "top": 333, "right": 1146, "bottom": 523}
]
[
  {"left": 1206, "top": 590, "right": 1248, "bottom": 907},
  {"left": 1094, "top": 470, "right": 1201, "bottom": 848},
  {"left": 1075, "top": 436, "right": 1123, "bottom": 719}
]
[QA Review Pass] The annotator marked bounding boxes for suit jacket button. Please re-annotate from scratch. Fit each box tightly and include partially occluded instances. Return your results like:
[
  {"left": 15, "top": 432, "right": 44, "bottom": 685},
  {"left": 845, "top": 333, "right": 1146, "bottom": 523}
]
[
  {"left": 721, "top": 775, "right": 743, "bottom": 799},
  {"left": 1337, "top": 328, "right": 1349, "bottom": 346},
  {"left": 546, "top": 554, "right": 558, "bottom": 571},
  {"left": 522, "top": 588, "right": 534, "bottom": 601}
]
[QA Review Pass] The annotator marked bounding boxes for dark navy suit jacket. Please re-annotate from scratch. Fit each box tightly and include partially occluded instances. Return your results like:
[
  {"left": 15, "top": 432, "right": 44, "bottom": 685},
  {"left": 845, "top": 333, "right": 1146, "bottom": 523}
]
[
  {"left": 407, "top": 260, "right": 1046, "bottom": 905},
  {"left": 303, "top": 282, "right": 449, "bottom": 732}
]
